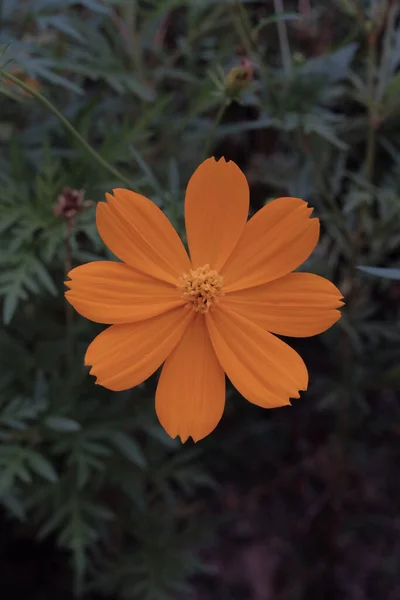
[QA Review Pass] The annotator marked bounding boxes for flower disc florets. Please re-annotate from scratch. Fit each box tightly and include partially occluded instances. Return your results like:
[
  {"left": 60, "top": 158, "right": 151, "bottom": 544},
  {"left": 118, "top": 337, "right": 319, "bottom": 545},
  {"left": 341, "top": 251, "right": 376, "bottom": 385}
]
[{"left": 178, "top": 264, "right": 224, "bottom": 313}]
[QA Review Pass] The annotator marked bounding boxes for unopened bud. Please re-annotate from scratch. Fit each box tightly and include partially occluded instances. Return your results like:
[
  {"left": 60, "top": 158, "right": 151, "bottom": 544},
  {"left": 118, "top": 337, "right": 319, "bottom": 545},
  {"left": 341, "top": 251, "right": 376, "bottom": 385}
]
[
  {"left": 53, "top": 187, "right": 93, "bottom": 224},
  {"left": 224, "top": 59, "right": 253, "bottom": 99}
]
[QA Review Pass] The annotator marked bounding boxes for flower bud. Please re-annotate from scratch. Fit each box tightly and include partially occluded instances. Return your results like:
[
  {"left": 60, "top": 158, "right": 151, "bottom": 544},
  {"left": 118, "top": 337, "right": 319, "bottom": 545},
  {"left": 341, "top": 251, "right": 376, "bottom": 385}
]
[{"left": 224, "top": 59, "right": 254, "bottom": 100}]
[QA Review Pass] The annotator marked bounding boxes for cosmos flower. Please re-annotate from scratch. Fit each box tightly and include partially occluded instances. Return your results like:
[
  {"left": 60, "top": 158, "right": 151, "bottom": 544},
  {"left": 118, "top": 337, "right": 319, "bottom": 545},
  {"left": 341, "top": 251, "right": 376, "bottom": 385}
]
[{"left": 65, "top": 158, "right": 343, "bottom": 442}]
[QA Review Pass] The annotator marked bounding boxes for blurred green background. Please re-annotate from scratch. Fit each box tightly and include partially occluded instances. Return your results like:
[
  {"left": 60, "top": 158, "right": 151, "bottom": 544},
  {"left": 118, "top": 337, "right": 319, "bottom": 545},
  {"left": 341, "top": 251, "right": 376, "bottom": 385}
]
[{"left": 1, "top": 0, "right": 400, "bottom": 598}]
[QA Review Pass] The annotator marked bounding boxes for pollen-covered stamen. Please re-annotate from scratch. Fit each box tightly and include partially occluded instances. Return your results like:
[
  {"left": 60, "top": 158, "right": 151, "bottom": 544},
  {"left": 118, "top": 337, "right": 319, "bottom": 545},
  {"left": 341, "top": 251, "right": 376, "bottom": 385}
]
[{"left": 178, "top": 264, "right": 224, "bottom": 313}]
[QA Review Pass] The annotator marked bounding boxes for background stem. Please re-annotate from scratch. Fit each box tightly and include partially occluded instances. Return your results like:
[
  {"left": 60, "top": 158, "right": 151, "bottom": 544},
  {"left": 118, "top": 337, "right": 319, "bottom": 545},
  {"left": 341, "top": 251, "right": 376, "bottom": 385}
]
[
  {"left": 204, "top": 102, "right": 228, "bottom": 158},
  {"left": 0, "top": 69, "right": 135, "bottom": 189},
  {"left": 273, "top": 0, "right": 292, "bottom": 78}
]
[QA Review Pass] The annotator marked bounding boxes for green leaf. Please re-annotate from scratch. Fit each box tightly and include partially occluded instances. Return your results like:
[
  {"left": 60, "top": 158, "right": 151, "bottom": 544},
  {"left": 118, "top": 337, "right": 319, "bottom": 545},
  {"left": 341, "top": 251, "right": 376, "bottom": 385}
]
[
  {"left": 26, "top": 450, "right": 58, "bottom": 482},
  {"left": 383, "top": 73, "right": 400, "bottom": 116},
  {"left": 32, "top": 257, "right": 57, "bottom": 295},
  {"left": 335, "top": 0, "right": 358, "bottom": 16},
  {"left": 253, "top": 12, "right": 301, "bottom": 38},
  {"left": 300, "top": 43, "right": 358, "bottom": 84},
  {"left": 306, "top": 121, "right": 348, "bottom": 150},
  {"left": 19, "top": 58, "right": 84, "bottom": 95},
  {"left": 37, "top": 504, "right": 69, "bottom": 541},
  {"left": 44, "top": 416, "right": 81, "bottom": 432},
  {"left": 358, "top": 266, "right": 400, "bottom": 280},
  {"left": 108, "top": 431, "right": 147, "bottom": 469},
  {"left": 1, "top": 490, "right": 25, "bottom": 519},
  {"left": 37, "top": 15, "right": 86, "bottom": 43},
  {"left": 0, "top": 446, "right": 28, "bottom": 495},
  {"left": 0, "top": 253, "right": 57, "bottom": 324}
]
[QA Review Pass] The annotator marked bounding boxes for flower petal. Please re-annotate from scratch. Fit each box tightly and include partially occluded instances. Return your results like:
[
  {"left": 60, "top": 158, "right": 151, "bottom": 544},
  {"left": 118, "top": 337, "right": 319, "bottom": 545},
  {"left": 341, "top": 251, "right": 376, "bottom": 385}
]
[
  {"left": 223, "top": 272, "right": 343, "bottom": 337},
  {"left": 66, "top": 261, "right": 185, "bottom": 324},
  {"left": 221, "top": 197, "right": 320, "bottom": 291},
  {"left": 156, "top": 314, "right": 225, "bottom": 442},
  {"left": 206, "top": 305, "right": 308, "bottom": 408},
  {"left": 184, "top": 157, "right": 249, "bottom": 271},
  {"left": 96, "top": 189, "right": 191, "bottom": 284},
  {"left": 85, "top": 307, "right": 193, "bottom": 391}
]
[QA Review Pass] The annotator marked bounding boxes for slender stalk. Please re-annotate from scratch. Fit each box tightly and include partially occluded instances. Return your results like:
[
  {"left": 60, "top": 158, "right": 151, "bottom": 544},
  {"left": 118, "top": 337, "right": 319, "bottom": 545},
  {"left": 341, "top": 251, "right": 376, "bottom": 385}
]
[
  {"left": 127, "top": 0, "right": 144, "bottom": 80},
  {"left": 365, "top": 31, "right": 377, "bottom": 185},
  {"left": 231, "top": 0, "right": 254, "bottom": 58},
  {"left": 344, "top": 23, "right": 378, "bottom": 321},
  {"left": 203, "top": 102, "right": 228, "bottom": 159},
  {"left": 0, "top": 69, "right": 135, "bottom": 189},
  {"left": 64, "top": 220, "right": 74, "bottom": 369},
  {"left": 346, "top": 27, "right": 378, "bottom": 306},
  {"left": 295, "top": 127, "right": 348, "bottom": 235},
  {"left": 341, "top": 21, "right": 379, "bottom": 401},
  {"left": 273, "top": 0, "right": 292, "bottom": 78},
  {"left": 230, "top": 1, "right": 272, "bottom": 104}
]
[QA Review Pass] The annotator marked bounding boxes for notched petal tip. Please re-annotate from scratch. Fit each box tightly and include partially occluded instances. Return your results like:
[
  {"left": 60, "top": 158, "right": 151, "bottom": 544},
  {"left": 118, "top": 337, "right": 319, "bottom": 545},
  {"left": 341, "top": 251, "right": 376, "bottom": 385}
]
[
  {"left": 201, "top": 155, "right": 235, "bottom": 168},
  {"left": 166, "top": 432, "right": 201, "bottom": 444},
  {"left": 286, "top": 197, "right": 318, "bottom": 220},
  {"left": 280, "top": 398, "right": 292, "bottom": 407},
  {"left": 207, "top": 307, "right": 309, "bottom": 408},
  {"left": 156, "top": 316, "right": 225, "bottom": 442},
  {"left": 200, "top": 156, "right": 226, "bottom": 169}
]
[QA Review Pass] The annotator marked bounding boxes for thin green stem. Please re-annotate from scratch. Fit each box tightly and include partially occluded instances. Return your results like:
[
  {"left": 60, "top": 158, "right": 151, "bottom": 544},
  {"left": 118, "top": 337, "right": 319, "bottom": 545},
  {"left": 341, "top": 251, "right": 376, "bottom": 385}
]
[
  {"left": 123, "top": 0, "right": 144, "bottom": 81},
  {"left": 365, "top": 33, "right": 377, "bottom": 185},
  {"left": 347, "top": 30, "right": 377, "bottom": 299},
  {"left": 273, "top": 0, "right": 292, "bottom": 78},
  {"left": 229, "top": 1, "right": 272, "bottom": 107},
  {"left": 231, "top": 0, "right": 254, "bottom": 58},
  {"left": 64, "top": 220, "right": 74, "bottom": 369},
  {"left": 203, "top": 102, "right": 228, "bottom": 159},
  {"left": 344, "top": 24, "right": 378, "bottom": 361},
  {"left": 0, "top": 70, "right": 135, "bottom": 189}
]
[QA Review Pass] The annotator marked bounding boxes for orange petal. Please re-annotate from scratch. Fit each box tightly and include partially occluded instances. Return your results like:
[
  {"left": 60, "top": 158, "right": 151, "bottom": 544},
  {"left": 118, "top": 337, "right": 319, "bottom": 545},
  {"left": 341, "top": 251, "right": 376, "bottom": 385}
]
[
  {"left": 223, "top": 272, "right": 343, "bottom": 337},
  {"left": 184, "top": 157, "right": 249, "bottom": 271},
  {"left": 155, "top": 314, "right": 225, "bottom": 442},
  {"left": 221, "top": 197, "right": 320, "bottom": 291},
  {"left": 96, "top": 189, "right": 191, "bottom": 284},
  {"left": 85, "top": 307, "right": 193, "bottom": 391},
  {"left": 206, "top": 305, "right": 308, "bottom": 408},
  {"left": 65, "top": 261, "right": 184, "bottom": 324}
]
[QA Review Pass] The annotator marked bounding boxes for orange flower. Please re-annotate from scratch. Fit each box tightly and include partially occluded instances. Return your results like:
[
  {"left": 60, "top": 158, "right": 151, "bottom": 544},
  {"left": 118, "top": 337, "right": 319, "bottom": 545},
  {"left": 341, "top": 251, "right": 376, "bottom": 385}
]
[{"left": 65, "top": 158, "right": 343, "bottom": 442}]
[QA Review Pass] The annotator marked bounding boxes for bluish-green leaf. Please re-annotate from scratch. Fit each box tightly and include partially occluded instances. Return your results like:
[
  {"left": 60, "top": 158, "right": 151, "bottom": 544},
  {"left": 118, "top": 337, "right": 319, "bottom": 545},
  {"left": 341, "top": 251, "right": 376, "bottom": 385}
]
[
  {"left": 109, "top": 431, "right": 147, "bottom": 469},
  {"left": 44, "top": 415, "right": 82, "bottom": 432},
  {"left": 26, "top": 450, "right": 58, "bottom": 482},
  {"left": 358, "top": 266, "right": 400, "bottom": 280}
]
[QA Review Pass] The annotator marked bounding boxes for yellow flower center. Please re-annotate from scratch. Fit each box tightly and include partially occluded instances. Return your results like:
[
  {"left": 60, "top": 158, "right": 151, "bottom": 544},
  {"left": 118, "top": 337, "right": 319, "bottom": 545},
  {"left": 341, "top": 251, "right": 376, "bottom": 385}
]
[{"left": 178, "top": 264, "right": 224, "bottom": 313}]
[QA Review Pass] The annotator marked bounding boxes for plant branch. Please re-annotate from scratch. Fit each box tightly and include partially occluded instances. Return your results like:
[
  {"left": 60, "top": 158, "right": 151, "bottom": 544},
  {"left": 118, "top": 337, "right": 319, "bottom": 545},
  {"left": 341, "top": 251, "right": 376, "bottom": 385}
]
[
  {"left": 273, "top": 0, "right": 292, "bottom": 78},
  {"left": 64, "top": 220, "right": 74, "bottom": 369},
  {"left": 0, "top": 69, "right": 135, "bottom": 189},
  {"left": 365, "top": 31, "right": 377, "bottom": 185},
  {"left": 204, "top": 102, "right": 228, "bottom": 159}
]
